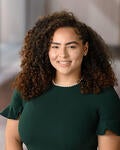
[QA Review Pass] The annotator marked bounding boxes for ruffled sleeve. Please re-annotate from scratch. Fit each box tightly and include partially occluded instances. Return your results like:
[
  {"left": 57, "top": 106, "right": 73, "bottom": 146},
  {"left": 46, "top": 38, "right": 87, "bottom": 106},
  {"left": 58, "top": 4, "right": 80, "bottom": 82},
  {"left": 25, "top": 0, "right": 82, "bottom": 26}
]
[
  {"left": 96, "top": 87, "right": 120, "bottom": 136},
  {"left": 0, "top": 90, "right": 24, "bottom": 119}
]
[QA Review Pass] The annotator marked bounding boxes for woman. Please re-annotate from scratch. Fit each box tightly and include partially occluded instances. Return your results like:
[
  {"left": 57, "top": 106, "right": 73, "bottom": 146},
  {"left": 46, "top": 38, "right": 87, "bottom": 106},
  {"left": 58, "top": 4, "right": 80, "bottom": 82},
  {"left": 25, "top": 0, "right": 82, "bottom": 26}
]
[{"left": 1, "top": 11, "right": 120, "bottom": 150}]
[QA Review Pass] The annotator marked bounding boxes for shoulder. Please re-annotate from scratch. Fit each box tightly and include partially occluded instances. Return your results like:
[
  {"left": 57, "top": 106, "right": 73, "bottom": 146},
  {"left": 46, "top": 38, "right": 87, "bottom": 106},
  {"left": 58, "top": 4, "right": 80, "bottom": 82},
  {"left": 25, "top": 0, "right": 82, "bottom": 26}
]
[
  {"left": 85, "top": 86, "right": 119, "bottom": 106},
  {"left": 96, "top": 86, "right": 120, "bottom": 117},
  {"left": 96, "top": 87, "right": 120, "bottom": 136},
  {"left": 10, "top": 89, "right": 25, "bottom": 106},
  {"left": 0, "top": 89, "right": 26, "bottom": 119},
  {"left": 96, "top": 86, "right": 120, "bottom": 104},
  {"left": 101, "top": 86, "right": 119, "bottom": 97}
]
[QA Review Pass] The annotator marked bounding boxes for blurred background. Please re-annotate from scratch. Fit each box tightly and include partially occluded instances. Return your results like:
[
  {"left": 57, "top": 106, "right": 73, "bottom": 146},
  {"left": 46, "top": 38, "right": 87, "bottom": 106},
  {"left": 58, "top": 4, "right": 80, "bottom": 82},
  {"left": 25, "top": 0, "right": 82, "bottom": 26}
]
[{"left": 0, "top": 0, "right": 120, "bottom": 149}]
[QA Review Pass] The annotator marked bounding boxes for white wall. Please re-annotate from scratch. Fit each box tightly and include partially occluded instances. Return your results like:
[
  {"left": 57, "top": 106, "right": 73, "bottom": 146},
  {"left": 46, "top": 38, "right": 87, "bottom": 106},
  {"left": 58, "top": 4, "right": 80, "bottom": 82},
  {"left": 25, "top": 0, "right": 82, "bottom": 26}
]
[{"left": 45, "top": 0, "right": 120, "bottom": 45}]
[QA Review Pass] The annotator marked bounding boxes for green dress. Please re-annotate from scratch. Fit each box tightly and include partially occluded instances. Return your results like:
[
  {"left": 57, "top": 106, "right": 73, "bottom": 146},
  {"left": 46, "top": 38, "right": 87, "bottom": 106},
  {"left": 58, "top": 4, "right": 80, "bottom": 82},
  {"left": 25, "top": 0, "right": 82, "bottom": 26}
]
[{"left": 1, "top": 84, "right": 120, "bottom": 150}]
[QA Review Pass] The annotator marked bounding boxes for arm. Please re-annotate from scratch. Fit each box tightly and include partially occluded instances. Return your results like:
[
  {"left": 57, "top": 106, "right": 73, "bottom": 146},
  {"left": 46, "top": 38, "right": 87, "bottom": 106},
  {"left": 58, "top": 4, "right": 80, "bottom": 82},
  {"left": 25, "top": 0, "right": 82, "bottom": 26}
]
[
  {"left": 5, "top": 119, "right": 23, "bottom": 150},
  {"left": 98, "top": 130, "right": 120, "bottom": 150}
]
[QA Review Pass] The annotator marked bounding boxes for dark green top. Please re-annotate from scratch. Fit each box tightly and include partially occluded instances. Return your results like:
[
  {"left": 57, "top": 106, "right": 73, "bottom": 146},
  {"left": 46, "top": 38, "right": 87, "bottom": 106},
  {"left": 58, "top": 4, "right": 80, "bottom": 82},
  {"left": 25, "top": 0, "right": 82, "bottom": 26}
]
[{"left": 1, "top": 84, "right": 120, "bottom": 150}]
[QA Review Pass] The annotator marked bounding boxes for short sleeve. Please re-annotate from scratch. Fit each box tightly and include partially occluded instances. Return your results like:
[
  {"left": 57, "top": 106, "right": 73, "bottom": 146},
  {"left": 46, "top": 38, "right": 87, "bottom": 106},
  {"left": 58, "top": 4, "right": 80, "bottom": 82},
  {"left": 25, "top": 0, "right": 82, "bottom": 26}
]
[
  {"left": 96, "top": 87, "right": 120, "bottom": 136},
  {"left": 0, "top": 90, "right": 24, "bottom": 119}
]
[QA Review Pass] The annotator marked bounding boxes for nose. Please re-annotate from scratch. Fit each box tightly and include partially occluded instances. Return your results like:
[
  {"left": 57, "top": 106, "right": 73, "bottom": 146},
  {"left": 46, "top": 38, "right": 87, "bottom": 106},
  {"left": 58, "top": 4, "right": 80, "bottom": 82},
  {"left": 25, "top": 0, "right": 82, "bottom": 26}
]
[{"left": 59, "top": 46, "right": 68, "bottom": 58}]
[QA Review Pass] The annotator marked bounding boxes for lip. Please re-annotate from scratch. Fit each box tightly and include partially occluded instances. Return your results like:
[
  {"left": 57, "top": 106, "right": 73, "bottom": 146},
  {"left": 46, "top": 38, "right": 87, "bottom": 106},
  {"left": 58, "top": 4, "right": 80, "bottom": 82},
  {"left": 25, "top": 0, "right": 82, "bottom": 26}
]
[
  {"left": 57, "top": 60, "right": 71, "bottom": 66},
  {"left": 58, "top": 60, "right": 71, "bottom": 63}
]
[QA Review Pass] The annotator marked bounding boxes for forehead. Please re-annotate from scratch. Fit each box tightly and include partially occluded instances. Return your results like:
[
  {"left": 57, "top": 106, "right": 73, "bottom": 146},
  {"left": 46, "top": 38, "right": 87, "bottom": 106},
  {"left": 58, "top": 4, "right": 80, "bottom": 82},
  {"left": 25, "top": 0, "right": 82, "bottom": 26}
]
[{"left": 52, "top": 27, "right": 80, "bottom": 41}]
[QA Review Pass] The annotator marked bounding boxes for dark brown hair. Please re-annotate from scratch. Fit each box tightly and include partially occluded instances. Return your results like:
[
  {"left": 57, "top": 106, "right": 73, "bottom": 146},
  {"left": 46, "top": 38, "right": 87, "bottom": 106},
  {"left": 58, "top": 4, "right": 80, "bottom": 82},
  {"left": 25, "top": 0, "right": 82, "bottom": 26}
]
[{"left": 13, "top": 11, "right": 117, "bottom": 100}]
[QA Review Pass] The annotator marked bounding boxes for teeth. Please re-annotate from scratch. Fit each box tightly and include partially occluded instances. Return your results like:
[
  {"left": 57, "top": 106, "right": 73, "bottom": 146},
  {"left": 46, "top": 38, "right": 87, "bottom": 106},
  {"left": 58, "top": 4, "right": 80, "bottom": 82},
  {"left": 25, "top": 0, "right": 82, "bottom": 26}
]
[{"left": 59, "top": 61, "right": 71, "bottom": 65}]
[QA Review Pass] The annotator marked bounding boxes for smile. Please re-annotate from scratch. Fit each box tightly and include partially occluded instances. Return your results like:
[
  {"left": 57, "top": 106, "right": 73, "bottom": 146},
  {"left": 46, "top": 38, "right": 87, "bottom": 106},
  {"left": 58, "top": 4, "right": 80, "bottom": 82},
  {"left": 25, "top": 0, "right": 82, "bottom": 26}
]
[
  {"left": 56, "top": 61, "right": 72, "bottom": 67},
  {"left": 58, "top": 61, "right": 71, "bottom": 65}
]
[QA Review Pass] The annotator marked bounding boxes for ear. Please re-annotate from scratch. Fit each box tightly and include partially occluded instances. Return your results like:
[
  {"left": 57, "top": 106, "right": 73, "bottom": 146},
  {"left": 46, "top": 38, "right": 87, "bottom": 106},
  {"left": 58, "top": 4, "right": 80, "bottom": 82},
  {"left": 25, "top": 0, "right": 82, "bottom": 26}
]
[{"left": 83, "top": 42, "right": 88, "bottom": 56}]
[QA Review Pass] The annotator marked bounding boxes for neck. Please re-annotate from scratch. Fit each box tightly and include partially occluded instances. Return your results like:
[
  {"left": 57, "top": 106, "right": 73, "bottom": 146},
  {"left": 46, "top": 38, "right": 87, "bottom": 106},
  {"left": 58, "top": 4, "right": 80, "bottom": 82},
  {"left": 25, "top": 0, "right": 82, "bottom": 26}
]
[
  {"left": 52, "top": 79, "right": 81, "bottom": 87},
  {"left": 53, "top": 73, "right": 81, "bottom": 87}
]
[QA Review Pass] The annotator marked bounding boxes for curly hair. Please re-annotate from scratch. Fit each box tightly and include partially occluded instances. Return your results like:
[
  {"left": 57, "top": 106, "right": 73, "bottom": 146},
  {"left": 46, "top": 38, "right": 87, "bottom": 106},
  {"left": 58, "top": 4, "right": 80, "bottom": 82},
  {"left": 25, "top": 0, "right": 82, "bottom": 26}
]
[{"left": 13, "top": 11, "right": 117, "bottom": 100}]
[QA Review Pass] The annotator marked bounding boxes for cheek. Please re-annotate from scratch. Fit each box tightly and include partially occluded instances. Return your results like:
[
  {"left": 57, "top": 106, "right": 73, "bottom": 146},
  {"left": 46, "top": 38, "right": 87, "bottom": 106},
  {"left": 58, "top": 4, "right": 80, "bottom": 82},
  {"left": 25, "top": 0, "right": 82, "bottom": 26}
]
[
  {"left": 72, "top": 53, "right": 84, "bottom": 66},
  {"left": 49, "top": 51, "right": 57, "bottom": 60},
  {"left": 72, "top": 52, "right": 84, "bottom": 61}
]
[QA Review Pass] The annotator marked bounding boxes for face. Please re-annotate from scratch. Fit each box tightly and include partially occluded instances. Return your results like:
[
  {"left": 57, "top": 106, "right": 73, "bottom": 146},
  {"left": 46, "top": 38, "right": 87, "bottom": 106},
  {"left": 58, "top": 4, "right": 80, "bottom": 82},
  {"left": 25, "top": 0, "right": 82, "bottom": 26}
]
[{"left": 48, "top": 27, "right": 88, "bottom": 77}]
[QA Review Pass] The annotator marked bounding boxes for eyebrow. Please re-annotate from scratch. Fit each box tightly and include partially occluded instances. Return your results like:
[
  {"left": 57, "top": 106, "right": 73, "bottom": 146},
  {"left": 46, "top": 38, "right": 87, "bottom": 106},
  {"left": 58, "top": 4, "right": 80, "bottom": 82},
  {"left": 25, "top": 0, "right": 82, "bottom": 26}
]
[{"left": 51, "top": 41, "right": 79, "bottom": 45}]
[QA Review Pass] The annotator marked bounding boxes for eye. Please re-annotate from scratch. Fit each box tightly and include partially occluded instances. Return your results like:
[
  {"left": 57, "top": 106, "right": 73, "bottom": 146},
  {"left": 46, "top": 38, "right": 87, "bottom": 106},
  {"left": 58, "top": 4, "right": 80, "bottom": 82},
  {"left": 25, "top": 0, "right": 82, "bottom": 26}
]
[
  {"left": 68, "top": 45, "right": 77, "bottom": 49},
  {"left": 51, "top": 45, "right": 59, "bottom": 49}
]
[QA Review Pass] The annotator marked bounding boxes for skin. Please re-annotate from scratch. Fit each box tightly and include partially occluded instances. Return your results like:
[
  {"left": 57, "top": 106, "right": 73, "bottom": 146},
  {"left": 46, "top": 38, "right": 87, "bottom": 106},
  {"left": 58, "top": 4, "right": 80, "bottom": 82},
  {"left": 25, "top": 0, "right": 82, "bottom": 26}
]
[
  {"left": 5, "top": 27, "right": 120, "bottom": 150},
  {"left": 5, "top": 119, "right": 23, "bottom": 150},
  {"left": 98, "top": 131, "right": 120, "bottom": 150},
  {"left": 49, "top": 27, "right": 88, "bottom": 86}
]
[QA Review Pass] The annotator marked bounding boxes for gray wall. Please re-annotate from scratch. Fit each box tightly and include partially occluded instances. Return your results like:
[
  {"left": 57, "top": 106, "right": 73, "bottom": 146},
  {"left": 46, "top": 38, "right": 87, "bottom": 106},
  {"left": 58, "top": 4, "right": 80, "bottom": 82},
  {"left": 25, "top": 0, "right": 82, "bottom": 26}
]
[
  {"left": 1, "top": 0, "right": 120, "bottom": 46},
  {"left": 45, "top": 0, "right": 120, "bottom": 46},
  {"left": 25, "top": 0, "right": 45, "bottom": 30},
  {"left": 1, "top": 0, "right": 26, "bottom": 44},
  {"left": 1, "top": 0, "right": 45, "bottom": 44}
]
